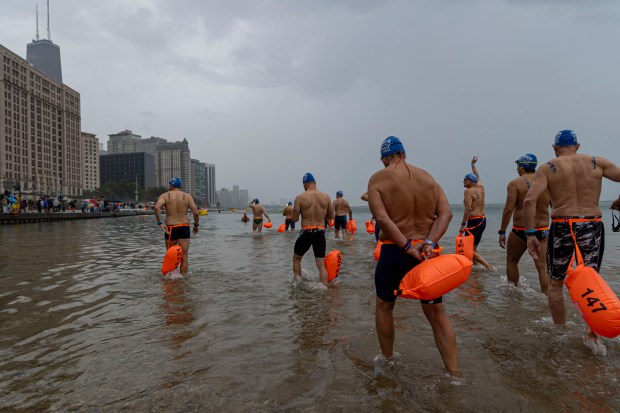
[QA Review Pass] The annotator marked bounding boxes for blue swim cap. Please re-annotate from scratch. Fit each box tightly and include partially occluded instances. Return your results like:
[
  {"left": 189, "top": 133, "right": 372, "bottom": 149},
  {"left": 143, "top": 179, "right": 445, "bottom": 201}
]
[
  {"left": 302, "top": 173, "right": 315, "bottom": 184},
  {"left": 380, "top": 136, "right": 406, "bottom": 159},
  {"left": 515, "top": 153, "right": 538, "bottom": 171},
  {"left": 554, "top": 130, "right": 578, "bottom": 146},
  {"left": 288, "top": 201, "right": 292, "bottom": 206},
  {"left": 336, "top": 190, "right": 343, "bottom": 197},
  {"left": 169, "top": 177, "right": 182, "bottom": 188},
  {"left": 254, "top": 198, "right": 259, "bottom": 203},
  {"left": 464, "top": 173, "right": 478, "bottom": 183}
]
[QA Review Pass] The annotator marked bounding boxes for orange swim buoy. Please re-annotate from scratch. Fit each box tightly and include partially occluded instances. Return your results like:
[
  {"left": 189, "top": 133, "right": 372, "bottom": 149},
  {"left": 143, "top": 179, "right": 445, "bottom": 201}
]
[
  {"left": 346, "top": 219, "right": 357, "bottom": 233},
  {"left": 325, "top": 249, "right": 342, "bottom": 282},
  {"left": 455, "top": 231, "right": 474, "bottom": 261},
  {"left": 277, "top": 223, "right": 286, "bottom": 232},
  {"left": 365, "top": 220, "right": 375, "bottom": 234},
  {"left": 373, "top": 240, "right": 383, "bottom": 261},
  {"left": 562, "top": 218, "right": 620, "bottom": 338},
  {"left": 328, "top": 219, "right": 335, "bottom": 228},
  {"left": 161, "top": 245, "right": 183, "bottom": 274},
  {"left": 395, "top": 254, "right": 472, "bottom": 300},
  {"left": 566, "top": 265, "right": 620, "bottom": 338},
  {"left": 264, "top": 221, "right": 273, "bottom": 228}
]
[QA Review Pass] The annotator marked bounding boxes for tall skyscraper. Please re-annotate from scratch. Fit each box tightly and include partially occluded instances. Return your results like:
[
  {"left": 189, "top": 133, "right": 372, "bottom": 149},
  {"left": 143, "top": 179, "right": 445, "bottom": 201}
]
[
  {"left": 239, "top": 189, "right": 249, "bottom": 208},
  {"left": 232, "top": 184, "right": 240, "bottom": 209},
  {"left": 205, "top": 163, "right": 216, "bottom": 207},
  {"left": 26, "top": 1, "right": 62, "bottom": 84},
  {"left": 81, "top": 132, "right": 100, "bottom": 190},
  {"left": 156, "top": 139, "right": 191, "bottom": 193},
  {"left": 0, "top": 41, "right": 81, "bottom": 196},
  {"left": 191, "top": 159, "right": 206, "bottom": 204},
  {"left": 107, "top": 130, "right": 142, "bottom": 154}
]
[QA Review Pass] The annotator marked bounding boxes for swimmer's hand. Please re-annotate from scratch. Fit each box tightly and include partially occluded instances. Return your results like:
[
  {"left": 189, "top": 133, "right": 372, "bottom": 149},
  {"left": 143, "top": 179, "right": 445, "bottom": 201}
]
[
  {"left": 161, "top": 224, "right": 170, "bottom": 234},
  {"left": 499, "top": 234, "right": 506, "bottom": 249},
  {"left": 527, "top": 236, "right": 540, "bottom": 259},
  {"left": 405, "top": 243, "right": 434, "bottom": 261},
  {"left": 471, "top": 156, "right": 478, "bottom": 165}
]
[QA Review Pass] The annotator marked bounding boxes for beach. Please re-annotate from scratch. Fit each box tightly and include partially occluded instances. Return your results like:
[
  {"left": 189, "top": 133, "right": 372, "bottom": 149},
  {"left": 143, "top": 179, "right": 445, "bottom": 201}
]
[{"left": 1, "top": 203, "right": 619, "bottom": 412}]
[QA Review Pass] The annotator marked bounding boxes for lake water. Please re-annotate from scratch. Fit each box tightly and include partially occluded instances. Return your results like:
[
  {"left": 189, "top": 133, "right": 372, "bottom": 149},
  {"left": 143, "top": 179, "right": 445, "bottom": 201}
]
[{"left": 1, "top": 204, "right": 619, "bottom": 412}]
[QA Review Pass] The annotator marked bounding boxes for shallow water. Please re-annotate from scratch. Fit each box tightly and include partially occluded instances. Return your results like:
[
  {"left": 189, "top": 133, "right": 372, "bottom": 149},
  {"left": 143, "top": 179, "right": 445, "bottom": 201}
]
[{"left": 1, "top": 205, "right": 619, "bottom": 412}]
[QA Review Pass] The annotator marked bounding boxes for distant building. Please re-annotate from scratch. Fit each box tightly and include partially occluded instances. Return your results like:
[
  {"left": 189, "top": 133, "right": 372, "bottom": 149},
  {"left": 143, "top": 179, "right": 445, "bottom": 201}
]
[
  {"left": 239, "top": 189, "right": 249, "bottom": 208},
  {"left": 205, "top": 163, "right": 216, "bottom": 206},
  {"left": 139, "top": 136, "right": 167, "bottom": 157},
  {"left": 26, "top": 3, "right": 62, "bottom": 84},
  {"left": 191, "top": 159, "right": 206, "bottom": 205},
  {"left": 156, "top": 139, "right": 191, "bottom": 193},
  {"left": 0, "top": 43, "right": 81, "bottom": 196},
  {"left": 108, "top": 130, "right": 142, "bottom": 154},
  {"left": 99, "top": 152, "right": 155, "bottom": 189},
  {"left": 232, "top": 185, "right": 240, "bottom": 209},
  {"left": 219, "top": 187, "right": 230, "bottom": 208},
  {"left": 81, "top": 132, "right": 100, "bottom": 190}
]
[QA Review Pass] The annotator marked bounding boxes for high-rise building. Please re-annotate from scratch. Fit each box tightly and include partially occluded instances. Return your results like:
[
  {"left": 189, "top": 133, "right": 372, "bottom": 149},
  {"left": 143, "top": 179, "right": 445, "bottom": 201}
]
[
  {"left": 99, "top": 152, "right": 155, "bottom": 190},
  {"left": 81, "top": 132, "right": 100, "bottom": 190},
  {"left": 219, "top": 187, "right": 230, "bottom": 208},
  {"left": 205, "top": 163, "right": 216, "bottom": 206},
  {"left": 239, "top": 189, "right": 249, "bottom": 208},
  {"left": 26, "top": 2, "right": 62, "bottom": 84},
  {"left": 232, "top": 185, "right": 240, "bottom": 209},
  {"left": 0, "top": 41, "right": 81, "bottom": 196},
  {"left": 139, "top": 136, "right": 167, "bottom": 157},
  {"left": 156, "top": 139, "right": 191, "bottom": 193},
  {"left": 191, "top": 159, "right": 206, "bottom": 205},
  {"left": 108, "top": 130, "right": 141, "bottom": 154}
]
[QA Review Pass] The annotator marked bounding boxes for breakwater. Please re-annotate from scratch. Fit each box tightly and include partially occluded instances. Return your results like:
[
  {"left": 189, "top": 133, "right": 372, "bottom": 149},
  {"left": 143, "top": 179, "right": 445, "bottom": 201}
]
[{"left": 0, "top": 210, "right": 154, "bottom": 225}]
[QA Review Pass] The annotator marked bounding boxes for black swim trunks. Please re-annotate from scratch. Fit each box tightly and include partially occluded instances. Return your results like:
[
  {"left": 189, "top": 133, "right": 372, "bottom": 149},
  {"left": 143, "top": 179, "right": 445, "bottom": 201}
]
[
  {"left": 547, "top": 217, "right": 604, "bottom": 280},
  {"left": 375, "top": 244, "right": 442, "bottom": 305},
  {"left": 285, "top": 218, "right": 295, "bottom": 230},
  {"left": 512, "top": 226, "right": 549, "bottom": 242},
  {"left": 466, "top": 216, "right": 486, "bottom": 246},
  {"left": 334, "top": 215, "right": 348, "bottom": 230},
  {"left": 164, "top": 224, "right": 190, "bottom": 241},
  {"left": 294, "top": 228, "right": 326, "bottom": 258}
]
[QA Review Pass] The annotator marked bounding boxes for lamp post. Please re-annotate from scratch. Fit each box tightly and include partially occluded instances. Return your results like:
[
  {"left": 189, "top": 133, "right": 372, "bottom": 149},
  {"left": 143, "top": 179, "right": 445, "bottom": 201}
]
[{"left": 135, "top": 174, "right": 139, "bottom": 203}]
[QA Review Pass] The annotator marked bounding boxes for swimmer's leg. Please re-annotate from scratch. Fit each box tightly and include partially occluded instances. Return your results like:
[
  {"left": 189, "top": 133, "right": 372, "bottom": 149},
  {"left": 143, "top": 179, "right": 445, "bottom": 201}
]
[
  {"left": 473, "top": 246, "right": 494, "bottom": 270},
  {"left": 314, "top": 257, "right": 327, "bottom": 285},
  {"left": 177, "top": 238, "right": 190, "bottom": 274},
  {"left": 422, "top": 302, "right": 460, "bottom": 376},
  {"left": 258, "top": 222, "right": 263, "bottom": 233},
  {"left": 293, "top": 254, "right": 303, "bottom": 282},
  {"left": 375, "top": 297, "right": 396, "bottom": 358},
  {"left": 547, "top": 278, "right": 566, "bottom": 325},
  {"left": 506, "top": 232, "right": 526, "bottom": 286},
  {"left": 534, "top": 238, "right": 550, "bottom": 295}
]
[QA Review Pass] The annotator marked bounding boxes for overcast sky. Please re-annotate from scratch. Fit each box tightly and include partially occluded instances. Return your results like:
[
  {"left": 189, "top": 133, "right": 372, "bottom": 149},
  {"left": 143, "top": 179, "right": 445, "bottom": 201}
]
[{"left": 2, "top": 0, "right": 619, "bottom": 205}]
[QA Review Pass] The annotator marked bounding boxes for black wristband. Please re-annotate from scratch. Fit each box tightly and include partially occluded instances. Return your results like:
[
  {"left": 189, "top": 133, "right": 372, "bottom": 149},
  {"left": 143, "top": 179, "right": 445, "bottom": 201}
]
[
  {"left": 401, "top": 239, "right": 412, "bottom": 252},
  {"left": 157, "top": 221, "right": 162, "bottom": 225},
  {"left": 193, "top": 223, "right": 199, "bottom": 226},
  {"left": 498, "top": 230, "right": 506, "bottom": 236}
]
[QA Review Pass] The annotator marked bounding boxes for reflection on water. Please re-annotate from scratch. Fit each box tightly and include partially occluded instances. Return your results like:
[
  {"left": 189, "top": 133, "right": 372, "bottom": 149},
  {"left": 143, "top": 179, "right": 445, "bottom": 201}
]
[{"left": 0, "top": 206, "right": 619, "bottom": 411}]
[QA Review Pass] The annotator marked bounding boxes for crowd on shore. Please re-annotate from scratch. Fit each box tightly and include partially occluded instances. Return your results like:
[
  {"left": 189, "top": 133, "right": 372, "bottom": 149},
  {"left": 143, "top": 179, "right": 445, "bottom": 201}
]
[{"left": 0, "top": 191, "right": 146, "bottom": 214}]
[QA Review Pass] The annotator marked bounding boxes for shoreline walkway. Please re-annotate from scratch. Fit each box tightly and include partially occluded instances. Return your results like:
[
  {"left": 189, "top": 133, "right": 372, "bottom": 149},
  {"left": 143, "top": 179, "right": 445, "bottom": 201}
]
[{"left": 0, "top": 210, "right": 154, "bottom": 225}]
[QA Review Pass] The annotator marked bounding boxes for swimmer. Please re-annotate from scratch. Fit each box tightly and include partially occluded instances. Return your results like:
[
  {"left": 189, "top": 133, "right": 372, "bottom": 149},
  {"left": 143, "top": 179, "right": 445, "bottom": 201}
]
[
  {"left": 333, "top": 190, "right": 352, "bottom": 239},
  {"left": 368, "top": 136, "right": 459, "bottom": 377},
  {"left": 498, "top": 154, "right": 550, "bottom": 294},
  {"left": 459, "top": 156, "right": 494, "bottom": 270},
  {"left": 249, "top": 199, "right": 271, "bottom": 233},
  {"left": 154, "top": 177, "right": 200, "bottom": 274},
  {"left": 524, "top": 130, "right": 620, "bottom": 354},
  {"left": 292, "top": 173, "right": 334, "bottom": 285},
  {"left": 283, "top": 202, "right": 295, "bottom": 231},
  {"left": 241, "top": 213, "right": 249, "bottom": 223}
]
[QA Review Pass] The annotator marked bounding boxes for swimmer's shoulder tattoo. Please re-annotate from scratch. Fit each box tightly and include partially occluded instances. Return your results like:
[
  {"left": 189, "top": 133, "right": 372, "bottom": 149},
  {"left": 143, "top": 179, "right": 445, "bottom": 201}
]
[
  {"left": 592, "top": 157, "right": 597, "bottom": 169},
  {"left": 547, "top": 162, "right": 557, "bottom": 174}
]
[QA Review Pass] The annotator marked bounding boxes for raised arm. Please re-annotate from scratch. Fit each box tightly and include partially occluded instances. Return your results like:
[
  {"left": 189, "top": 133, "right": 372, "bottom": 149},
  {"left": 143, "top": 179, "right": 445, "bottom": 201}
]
[{"left": 471, "top": 156, "right": 483, "bottom": 186}]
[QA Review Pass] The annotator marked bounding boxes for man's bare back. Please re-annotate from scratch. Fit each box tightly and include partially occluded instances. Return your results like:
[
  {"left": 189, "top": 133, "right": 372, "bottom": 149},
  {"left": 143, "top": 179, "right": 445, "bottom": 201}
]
[
  {"left": 284, "top": 204, "right": 293, "bottom": 219},
  {"left": 508, "top": 175, "right": 550, "bottom": 228},
  {"left": 155, "top": 190, "right": 198, "bottom": 226},
  {"left": 333, "top": 197, "right": 352, "bottom": 218},
  {"left": 464, "top": 186, "right": 485, "bottom": 217},
  {"left": 293, "top": 190, "right": 332, "bottom": 227}
]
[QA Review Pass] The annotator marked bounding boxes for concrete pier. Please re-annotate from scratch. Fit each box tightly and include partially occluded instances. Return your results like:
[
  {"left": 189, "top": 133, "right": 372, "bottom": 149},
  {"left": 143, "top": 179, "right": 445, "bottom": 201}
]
[{"left": 0, "top": 210, "right": 154, "bottom": 225}]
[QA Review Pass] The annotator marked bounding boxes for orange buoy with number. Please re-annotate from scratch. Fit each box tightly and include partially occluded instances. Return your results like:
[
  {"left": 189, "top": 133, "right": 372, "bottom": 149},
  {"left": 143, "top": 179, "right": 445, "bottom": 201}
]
[
  {"left": 264, "top": 221, "right": 273, "bottom": 228},
  {"left": 395, "top": 254, "right": 472, "bottom": 300},
  {"left": 328, "top": 219, "right": 335, "bottom": 227},
  {"left": 374, "top": 240, "right": 383, "bottom": 261},
  {"left": 455, "top": 231, "right": 474, "bottom": 261},
  {"left": 365, "top": 220, "right": 375, "bottom": 234},
  {"left": 346, "top": 219, "right": 357, "bottom": 233},
  {"left": 325, "top": 250, "right": 342, "bottom": 282},
  {"left": 565, "top": 265, "right": 620, "bottom": 338},
  {"left": 277, "top": 223, "right": 286, "bottom": 232},
  {"left": 161, "top": 246, "right": 183, "bottom": 274}
]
